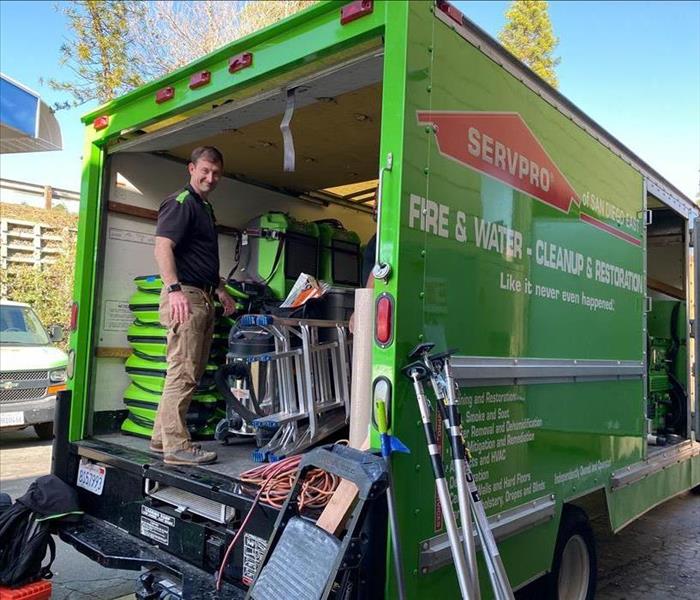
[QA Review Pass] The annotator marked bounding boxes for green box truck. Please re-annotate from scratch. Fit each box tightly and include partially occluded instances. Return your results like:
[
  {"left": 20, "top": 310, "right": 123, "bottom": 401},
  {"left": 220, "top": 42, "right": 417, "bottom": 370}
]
[{"left": 54, "top": 1, "right": 699, "bottom": 598}]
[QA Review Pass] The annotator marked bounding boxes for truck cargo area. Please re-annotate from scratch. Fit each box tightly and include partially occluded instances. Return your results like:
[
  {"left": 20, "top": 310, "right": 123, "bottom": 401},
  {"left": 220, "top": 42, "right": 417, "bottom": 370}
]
[
  {"left": 88, "top": 48, "right": 385, "bottom": 481},
  {"left": 646, "top": 194, "right": 693, "bottom": 451},
  {"left": 61, "top": 47, "right": 388, "bottom": 596}
]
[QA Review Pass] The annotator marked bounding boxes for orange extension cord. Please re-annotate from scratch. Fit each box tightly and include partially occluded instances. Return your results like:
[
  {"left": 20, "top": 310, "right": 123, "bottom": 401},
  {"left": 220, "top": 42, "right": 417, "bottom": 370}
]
[
  {"left": 240, "top": 454, "right": 341, "bottom": 509},
  {"left": 215, "top": 445, "right": 346, "bottom": 591}
]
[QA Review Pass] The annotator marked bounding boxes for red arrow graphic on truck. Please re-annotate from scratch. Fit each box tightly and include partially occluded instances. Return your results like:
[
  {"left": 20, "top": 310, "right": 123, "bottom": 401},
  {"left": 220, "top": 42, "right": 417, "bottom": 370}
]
[{"left": 417, "top": 111, "right": 580, "bottom": 214}]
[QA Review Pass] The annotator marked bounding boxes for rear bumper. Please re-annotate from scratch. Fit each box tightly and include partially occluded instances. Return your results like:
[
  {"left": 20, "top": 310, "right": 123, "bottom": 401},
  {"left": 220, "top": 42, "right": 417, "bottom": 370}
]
[
  {"left": 0, "top": 395, "right": 55, "bottom": 427},
  {"left": 57, "top": 435, "right": 280, "bottom": 594},
  {"left": 60, "top": 514, "right": 245, "bottom": 599}
]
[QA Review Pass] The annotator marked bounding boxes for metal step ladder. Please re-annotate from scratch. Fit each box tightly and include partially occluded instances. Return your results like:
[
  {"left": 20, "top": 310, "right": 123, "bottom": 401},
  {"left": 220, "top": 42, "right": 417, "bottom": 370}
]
[{"left": 229, "top": 315, "right": 352, "bottom": 461}]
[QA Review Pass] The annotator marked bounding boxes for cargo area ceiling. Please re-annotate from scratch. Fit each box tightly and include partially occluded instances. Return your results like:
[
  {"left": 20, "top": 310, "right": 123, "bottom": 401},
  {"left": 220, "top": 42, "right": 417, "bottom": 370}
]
[{"left": 111, "top": 51, "right": 383, "bottom": 197}]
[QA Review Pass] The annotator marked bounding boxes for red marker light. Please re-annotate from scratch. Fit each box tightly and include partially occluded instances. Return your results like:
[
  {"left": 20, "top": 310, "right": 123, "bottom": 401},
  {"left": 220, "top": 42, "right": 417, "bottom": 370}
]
[
  {"left": 189, "top": 71, "right": 211, "bottom": 89},
  {"left": 228, "top": 52, "right": 253, "bottom": 74},
  {"left": 70, "top": 301, "right": 79, "bottom": 331},
  {"left": 375, "top": 293, "right": 394, "bottom": 346},
  {"left": 340, "top": 0, "right": 373, "bottom": 26},
  {"left": 156, "top": 86, "right": 175, "bottom": 104},
  {"left": 93, "top": 116, "right": 109, "bottom": 131}
]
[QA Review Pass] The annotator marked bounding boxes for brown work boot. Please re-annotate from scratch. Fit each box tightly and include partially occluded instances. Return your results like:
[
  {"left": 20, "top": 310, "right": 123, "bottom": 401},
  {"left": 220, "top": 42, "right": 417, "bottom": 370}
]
[
  {"left": 150, "top": 440, "right": 200, "bottom": 454},
  {"left": 164, "top": 445, "right": 217, "bottom": 465}
]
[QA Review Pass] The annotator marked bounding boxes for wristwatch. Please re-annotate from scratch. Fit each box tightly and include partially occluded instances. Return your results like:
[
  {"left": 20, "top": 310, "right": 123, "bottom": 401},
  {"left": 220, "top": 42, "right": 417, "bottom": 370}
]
[{"left": 166, "top": 282, "right": 182, "bottom": 293}]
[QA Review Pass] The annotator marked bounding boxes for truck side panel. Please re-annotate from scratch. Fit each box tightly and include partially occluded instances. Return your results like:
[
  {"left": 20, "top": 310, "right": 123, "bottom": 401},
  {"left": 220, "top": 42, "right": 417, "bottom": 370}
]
[{"left": 384, "top": 3, "right": 647, "bottom": 596}]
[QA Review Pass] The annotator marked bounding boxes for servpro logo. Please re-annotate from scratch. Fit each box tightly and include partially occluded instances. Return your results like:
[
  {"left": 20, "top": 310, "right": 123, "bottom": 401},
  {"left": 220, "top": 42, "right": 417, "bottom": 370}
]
[
  {"left": 417, "top": 111, "right": 580, "bottom": 214},
  {"left": 467, "top": 125, "right": 552, "bottom": 194}
]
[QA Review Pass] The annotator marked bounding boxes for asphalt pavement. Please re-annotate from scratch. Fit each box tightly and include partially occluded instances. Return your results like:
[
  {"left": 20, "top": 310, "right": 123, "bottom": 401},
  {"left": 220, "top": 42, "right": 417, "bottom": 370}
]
[
  {"left": 0, "top": 429, "right": 136, "bottom": 600},
  {"left": 594, "top": 489, "right": 700, "bottom": 599},
  {"left": 1, "top": 428, "right": 698, "bottom": 599}
]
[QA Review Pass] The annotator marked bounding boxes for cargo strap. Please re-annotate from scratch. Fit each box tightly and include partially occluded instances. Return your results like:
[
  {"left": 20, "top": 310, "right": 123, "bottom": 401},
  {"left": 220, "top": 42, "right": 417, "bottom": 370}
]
[{"left": 281, "top": 88, "right": 296, "bottom": 172}]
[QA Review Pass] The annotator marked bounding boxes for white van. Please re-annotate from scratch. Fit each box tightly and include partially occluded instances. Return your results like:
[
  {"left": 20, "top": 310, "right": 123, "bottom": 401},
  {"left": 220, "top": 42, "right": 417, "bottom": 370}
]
[{"left": 0, "top": 300, "right": 68, "bottom": 439}]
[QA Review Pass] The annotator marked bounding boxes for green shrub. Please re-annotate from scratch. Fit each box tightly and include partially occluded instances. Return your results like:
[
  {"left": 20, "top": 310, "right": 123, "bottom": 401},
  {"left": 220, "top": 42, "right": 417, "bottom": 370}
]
[{"left": 1, "top": 204, "right": 78, "bottom": 351}]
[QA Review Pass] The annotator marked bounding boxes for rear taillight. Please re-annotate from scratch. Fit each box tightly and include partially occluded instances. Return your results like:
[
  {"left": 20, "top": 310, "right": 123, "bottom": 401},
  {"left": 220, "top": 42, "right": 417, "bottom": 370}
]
[
  {"left": 70, "top": 301, "right": 79, "bottom": 331},
  {"left": 375, "top": 293, "right": 394, "bottom": 347}
]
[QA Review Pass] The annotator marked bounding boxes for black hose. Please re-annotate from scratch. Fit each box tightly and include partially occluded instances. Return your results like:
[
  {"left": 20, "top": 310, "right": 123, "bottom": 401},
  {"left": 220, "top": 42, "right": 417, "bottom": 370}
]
[
  {"left": 225, "top": 229, "right": 243, "bottom": 282},
  {"left": 666, "top": 371, "right": 687, "bottom": 430}
]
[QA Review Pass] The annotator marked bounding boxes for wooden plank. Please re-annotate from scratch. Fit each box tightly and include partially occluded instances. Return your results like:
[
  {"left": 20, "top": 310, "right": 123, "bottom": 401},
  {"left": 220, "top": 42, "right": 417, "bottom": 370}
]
[
  {"left": 316, "top": 478, "right": 359, "bottom": 535},
  {"left": 95, "top": 347, "right": 132, "bottom": 359},
  {"left": 316, "top": 436, "right": 369, "bottom": 536},
  {"left": 108, "top": 201, "right": 158, "bottom": 221},
  {"left": 107, "top": 200, "right": 238, "bottom": 235},
  {"left": 648, "top": 276, "right": 685, "bottom": 300}
]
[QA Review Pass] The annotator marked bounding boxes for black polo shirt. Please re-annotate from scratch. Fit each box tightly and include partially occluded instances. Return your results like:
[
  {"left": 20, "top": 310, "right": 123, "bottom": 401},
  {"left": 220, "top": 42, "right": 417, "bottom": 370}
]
[{"left": 155, "top": 184, "right": 220, "bottom": 287}]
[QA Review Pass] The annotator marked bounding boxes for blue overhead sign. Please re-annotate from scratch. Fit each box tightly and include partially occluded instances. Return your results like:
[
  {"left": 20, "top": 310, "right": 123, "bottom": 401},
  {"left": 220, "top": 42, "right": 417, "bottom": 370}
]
[
  {"left": 0, "top": 75, "right": 39, "bottom": 137},
  {"left": 0, "top": 73, "right": 61, "bottom": 154}
]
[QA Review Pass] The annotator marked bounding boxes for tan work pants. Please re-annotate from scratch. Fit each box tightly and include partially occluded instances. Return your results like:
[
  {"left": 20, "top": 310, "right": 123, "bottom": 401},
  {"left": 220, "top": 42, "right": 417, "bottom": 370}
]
[{"left": 152, "top": 286, "right": 215, "bottom": 452}]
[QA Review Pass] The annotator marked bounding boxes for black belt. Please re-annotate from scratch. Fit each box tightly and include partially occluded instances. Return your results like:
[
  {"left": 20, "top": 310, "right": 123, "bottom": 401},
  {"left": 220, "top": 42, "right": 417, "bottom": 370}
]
[{"left": 182, "top": 281, "right": 216, "bottom": 295}]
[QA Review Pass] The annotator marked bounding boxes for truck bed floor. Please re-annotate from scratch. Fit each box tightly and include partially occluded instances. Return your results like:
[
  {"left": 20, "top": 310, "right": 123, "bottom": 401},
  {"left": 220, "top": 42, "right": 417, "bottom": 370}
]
[{"left": 95, "top": 433, "right": 259, "bottom": 479}]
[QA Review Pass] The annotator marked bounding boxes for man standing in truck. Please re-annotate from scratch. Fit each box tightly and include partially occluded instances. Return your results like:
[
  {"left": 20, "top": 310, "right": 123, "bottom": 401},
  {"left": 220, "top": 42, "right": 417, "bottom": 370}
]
[{"left": 152, "top": 146, "right": 236, "bottom": 466}]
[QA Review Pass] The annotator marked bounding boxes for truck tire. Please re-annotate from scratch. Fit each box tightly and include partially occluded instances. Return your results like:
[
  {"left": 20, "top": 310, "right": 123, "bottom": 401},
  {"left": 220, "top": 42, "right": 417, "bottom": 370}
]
[
  {"left": 544, "top": 506, "right": 597, "bottom": 600},
  {"left": 34, "top": 422, "right": 54, "bottom": 440}
]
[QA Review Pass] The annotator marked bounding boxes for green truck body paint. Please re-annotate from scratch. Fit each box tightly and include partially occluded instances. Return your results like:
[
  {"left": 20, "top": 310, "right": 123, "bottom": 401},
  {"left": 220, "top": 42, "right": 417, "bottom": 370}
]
[{"left": 65, "top": 2, "right": 699, "bottom": 597}]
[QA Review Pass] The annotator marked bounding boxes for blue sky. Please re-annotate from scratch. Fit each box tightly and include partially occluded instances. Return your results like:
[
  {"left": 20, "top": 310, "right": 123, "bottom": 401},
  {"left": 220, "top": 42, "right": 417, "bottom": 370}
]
[{"left": 1, "top": 0, "right": 698, "bottom": 199}]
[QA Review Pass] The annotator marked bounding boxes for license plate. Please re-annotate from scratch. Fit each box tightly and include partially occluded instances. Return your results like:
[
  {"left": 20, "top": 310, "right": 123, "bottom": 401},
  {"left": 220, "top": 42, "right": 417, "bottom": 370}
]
[
  {"left": 76, "top": 459, "right": 106, "bottom": 495},
  {"left": 0, "top": 411, "right": 24, "bottom": 426}
]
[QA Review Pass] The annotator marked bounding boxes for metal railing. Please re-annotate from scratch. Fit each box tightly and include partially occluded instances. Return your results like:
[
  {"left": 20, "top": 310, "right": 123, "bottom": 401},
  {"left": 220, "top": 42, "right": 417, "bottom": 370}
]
[{"left": 1, "top": 178, "right": 79, "bottom": 210}]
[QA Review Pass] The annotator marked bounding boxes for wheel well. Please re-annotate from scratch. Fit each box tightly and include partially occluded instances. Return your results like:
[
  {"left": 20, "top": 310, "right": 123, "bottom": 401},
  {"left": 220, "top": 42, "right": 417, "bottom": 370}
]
[{"left": 566, "top": 488, "right": 612, "bottom": 536}]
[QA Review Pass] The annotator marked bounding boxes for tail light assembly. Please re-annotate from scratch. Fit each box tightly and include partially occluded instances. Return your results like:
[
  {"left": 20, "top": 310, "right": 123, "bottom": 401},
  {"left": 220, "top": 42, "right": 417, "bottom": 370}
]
[{"left": 375, "top": 292, "right": 394, "bottom": 348}]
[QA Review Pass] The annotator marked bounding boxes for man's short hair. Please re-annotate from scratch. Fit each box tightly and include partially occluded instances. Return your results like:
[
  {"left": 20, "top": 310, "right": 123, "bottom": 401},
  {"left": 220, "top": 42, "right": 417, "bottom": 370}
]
[{"left": 190, "top": 146, "right": 223, "bottom": 167}]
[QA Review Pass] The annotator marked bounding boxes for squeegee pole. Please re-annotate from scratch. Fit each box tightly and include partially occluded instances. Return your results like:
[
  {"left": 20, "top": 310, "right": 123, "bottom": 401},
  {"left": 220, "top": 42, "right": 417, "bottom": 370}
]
[
  {"left": 410, "top": 371, "right": 474, "bottom": 600},
  {"left": 429, "top": 370, "right": 481, "bottom": 600},
  {"left": 442, "top": 361, "right": 514, "bottom": 600}
]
